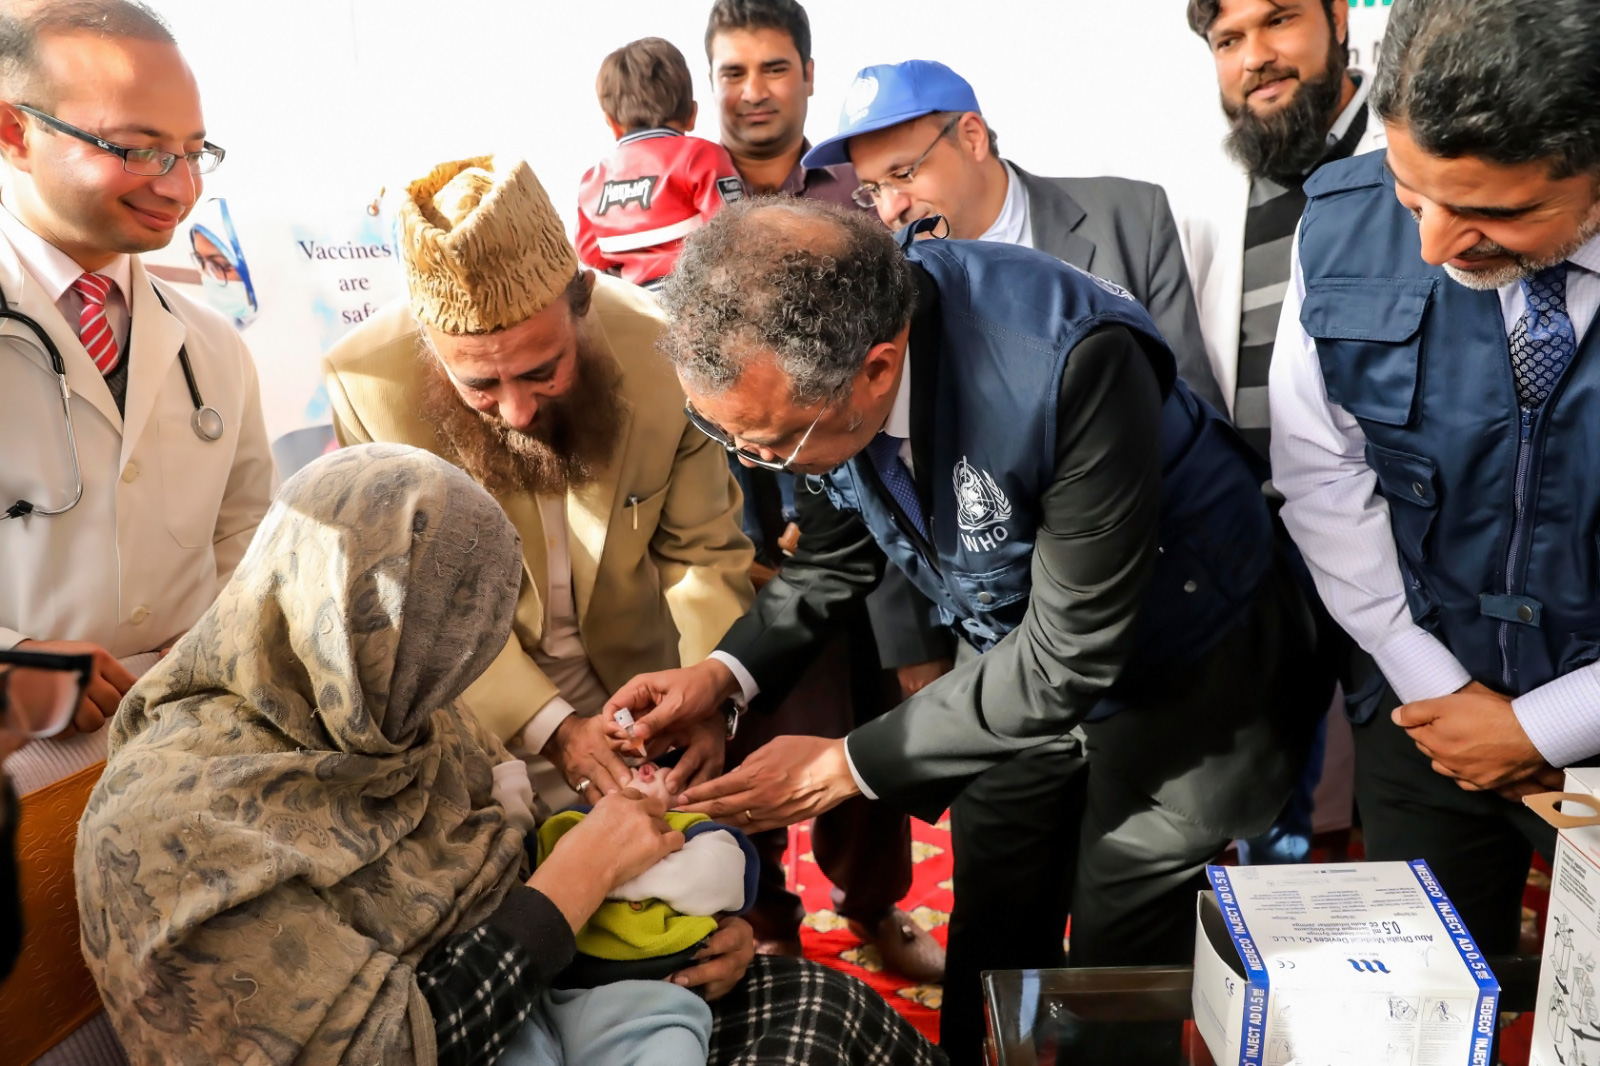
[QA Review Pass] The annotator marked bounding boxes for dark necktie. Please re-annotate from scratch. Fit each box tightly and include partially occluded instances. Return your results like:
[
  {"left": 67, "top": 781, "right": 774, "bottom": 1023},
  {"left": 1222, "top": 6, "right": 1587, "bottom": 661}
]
[
  {"left": 865, "top": 431, "right": 926, "bottom": 538},
  {"left": 1509, "top": 264, "right": 1576, "bottom": 409}
]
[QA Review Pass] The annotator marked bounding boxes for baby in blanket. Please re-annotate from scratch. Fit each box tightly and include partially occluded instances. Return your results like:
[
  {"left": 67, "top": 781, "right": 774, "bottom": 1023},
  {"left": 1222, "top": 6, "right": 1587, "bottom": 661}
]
[{"left": 498, "top": 761, "right": 758, "bottom": 1066}]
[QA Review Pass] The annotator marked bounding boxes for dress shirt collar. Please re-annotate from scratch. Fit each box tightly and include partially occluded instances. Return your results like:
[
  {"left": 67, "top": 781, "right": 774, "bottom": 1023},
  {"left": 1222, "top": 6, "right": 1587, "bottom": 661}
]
[
  {"left": 1326, "top": 71, "right": 1371, "bottom": 148},
  {"left": 1566, "top": 231, "right": 1600, "bottom": 279},
  {"left": 0, "top": 198, "right": 132, "bottom": 306},
  {"left": 1488, "top": 230, "right": 1600, "bottom": 347},
  {"left": 1496, "top": 232, "right": 1600, "bottom": 300},
  {"left": 977, "top": 160, "right": 1032, "bottom": 247},
  {"left": 779, "top": 139, "right": 846, "bottom": 197},
  {"left": 883, "top": 343, "right": 913, "bottom": 440}
]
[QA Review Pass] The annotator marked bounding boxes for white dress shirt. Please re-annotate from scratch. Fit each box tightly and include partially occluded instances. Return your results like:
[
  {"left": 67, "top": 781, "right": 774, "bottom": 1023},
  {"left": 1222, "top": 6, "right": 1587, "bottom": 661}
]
[
  {"left": 1323, "top": 74, "right": 1372, "bottom": 150},
  {"left": 1271, "top": 230, "right": 1600, "bottom": 766},
  {"left": 509, "top": 496, "right": 611, "bottom": 773},
  {"left": 708, "top": 354, "right": 917, "bottom": 798},
  {"left": 977, "top": 162, "right": 1034, "bottom": 249},
  {"left": 0, "top": 202, "right": 131, "bottom": 355}
]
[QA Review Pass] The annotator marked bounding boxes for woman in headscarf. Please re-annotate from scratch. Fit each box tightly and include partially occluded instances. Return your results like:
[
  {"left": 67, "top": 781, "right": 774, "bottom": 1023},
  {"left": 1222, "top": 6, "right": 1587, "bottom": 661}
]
[{"left": 75, "top": 444, "right": 942, "bottom": 1066}]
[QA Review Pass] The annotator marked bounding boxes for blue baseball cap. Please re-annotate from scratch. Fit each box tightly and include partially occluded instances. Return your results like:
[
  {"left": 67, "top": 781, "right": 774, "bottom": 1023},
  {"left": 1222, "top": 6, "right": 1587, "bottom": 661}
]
[{"left": 801, "top": 60, "right": 982, "bottom": 169}]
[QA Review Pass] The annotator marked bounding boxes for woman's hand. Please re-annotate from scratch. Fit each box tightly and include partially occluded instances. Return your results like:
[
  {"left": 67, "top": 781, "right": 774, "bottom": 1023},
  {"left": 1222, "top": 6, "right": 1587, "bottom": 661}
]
[
  {"left": 670, "top": 916, "right": 754, "bottom": 1001},
  {"left": 581, "top": 789, "right": 686, "bottom": 889},
  {"left": 528, "top": 789, "right": 685, "bottom": 932}
]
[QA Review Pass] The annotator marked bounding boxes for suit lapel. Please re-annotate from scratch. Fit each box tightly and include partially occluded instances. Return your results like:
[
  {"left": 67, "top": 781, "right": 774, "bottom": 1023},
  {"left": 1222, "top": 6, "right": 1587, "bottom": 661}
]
[
  {"left": 0, "top": 241, "right": 122, "bottom": 433},
  {"left": 1011, "top": 163, "right": 1097, "bottom": 272},
  {"left": 119, "top": 261, "right": 186, "bottom": 469},
  {"left": 567, "top": 397, "right": 634, "bottom": 624}
]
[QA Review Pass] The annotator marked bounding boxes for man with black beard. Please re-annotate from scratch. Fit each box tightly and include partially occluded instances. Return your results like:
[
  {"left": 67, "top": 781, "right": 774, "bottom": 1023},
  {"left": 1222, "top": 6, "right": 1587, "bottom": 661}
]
[
  {"left": 1177, "top": 0, "right": 1386, "bottom": 459},
  {"left": 1170, "top": 0, "right": 1387, "bottom": 866},
  {"left": 324, "top": 156, "right": 756, "bottom": 818}
]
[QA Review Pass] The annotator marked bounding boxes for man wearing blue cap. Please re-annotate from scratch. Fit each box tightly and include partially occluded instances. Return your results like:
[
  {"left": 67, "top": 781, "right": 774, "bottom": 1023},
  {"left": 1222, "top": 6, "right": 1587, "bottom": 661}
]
[{"left": 805, "top": 59, "right": 1223, "bottom": 412}]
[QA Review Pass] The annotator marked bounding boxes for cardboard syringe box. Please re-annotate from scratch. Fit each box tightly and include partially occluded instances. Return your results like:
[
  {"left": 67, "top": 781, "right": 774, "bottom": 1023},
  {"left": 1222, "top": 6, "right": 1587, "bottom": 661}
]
[
  {"left": 1527, "top": 767, "right": 1600, "bottom": 1066},
  {"left": 1193, "top": 860, "right": 1500, "bottom": 1066}
]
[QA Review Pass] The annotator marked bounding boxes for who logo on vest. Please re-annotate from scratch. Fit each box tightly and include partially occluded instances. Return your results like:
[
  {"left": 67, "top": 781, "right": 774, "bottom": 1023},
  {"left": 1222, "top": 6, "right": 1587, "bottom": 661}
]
[{"left": 954, "top": 457, "right": 1013, "bottom": 553}]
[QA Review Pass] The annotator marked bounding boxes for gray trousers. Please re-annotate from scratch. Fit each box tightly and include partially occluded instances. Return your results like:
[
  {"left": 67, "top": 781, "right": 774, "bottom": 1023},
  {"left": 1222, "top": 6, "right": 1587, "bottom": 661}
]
[{"left": 939, "top": 554, "right": 1324, "bottom": 1065}]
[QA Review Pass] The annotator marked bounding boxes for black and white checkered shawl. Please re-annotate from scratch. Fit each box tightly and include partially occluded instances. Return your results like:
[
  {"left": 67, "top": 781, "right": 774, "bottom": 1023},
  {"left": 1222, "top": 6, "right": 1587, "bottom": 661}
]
[{"left": 708, "top": 956, "right": 947, "bottom": 1065}]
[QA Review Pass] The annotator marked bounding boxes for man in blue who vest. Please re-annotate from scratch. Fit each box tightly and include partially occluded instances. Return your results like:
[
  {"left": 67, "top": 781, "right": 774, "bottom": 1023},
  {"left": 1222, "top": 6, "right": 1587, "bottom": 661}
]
[
  {"left": 602, "top": 196, "right": 1324, "bottom": 1060},
  {"left": 1270, "top": 0, "right": 1600, "bottom": 956}
]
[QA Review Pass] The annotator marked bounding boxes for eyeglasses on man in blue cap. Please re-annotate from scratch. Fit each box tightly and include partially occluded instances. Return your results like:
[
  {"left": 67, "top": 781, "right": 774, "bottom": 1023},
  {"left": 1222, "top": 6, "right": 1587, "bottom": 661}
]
[{"left": 801, "top": 59, "right": 982, "bottom": 170}]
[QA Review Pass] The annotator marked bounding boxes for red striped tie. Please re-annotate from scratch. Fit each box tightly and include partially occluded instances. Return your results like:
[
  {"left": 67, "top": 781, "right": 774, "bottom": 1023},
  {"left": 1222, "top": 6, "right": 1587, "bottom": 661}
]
[{"left": 72, "top": 272, "right": 120, "bottom": 375}]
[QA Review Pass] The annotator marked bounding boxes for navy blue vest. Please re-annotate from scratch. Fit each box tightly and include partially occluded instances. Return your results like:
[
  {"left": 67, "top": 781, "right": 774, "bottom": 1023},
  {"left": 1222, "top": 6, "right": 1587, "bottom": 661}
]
[
  {"left": 1299, "top": 151, "right": 1600, "bottom": 695},
  {"left": 815, "top": 236, "right": 1275, "bottom": 699}
]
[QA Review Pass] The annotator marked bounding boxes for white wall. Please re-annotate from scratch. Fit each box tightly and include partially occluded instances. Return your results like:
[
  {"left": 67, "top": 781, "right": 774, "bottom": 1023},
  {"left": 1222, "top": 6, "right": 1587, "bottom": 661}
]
[{"left": 136, "top": 0, "right": 1391, "bottom": 443}]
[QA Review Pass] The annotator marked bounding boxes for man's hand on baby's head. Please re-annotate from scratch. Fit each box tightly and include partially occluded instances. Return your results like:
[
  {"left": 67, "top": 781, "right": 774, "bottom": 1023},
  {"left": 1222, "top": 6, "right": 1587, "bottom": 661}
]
[{"left": 630, "top": 762, "right": 676, "bottom": 806}]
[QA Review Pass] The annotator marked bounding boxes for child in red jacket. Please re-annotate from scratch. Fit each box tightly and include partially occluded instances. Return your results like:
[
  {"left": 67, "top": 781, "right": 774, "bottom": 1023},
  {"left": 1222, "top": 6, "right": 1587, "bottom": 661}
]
[{"left": 577, "top": 38, "right": 744, "bottom": 289}]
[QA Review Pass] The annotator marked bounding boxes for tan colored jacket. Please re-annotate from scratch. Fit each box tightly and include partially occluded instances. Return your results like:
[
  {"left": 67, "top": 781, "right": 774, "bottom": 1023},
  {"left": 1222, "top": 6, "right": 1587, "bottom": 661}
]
[{"left": 323, "top": 275, "right": 754, "bottom": 740}]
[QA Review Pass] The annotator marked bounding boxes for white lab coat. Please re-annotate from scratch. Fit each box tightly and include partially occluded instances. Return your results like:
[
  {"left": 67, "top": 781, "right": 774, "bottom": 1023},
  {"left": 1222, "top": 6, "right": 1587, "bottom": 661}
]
[
  {"left": 1171, "top": 117, "right": 1387, "bottom": 416},
  {"left": 0, "top": 240, "right": 276, "bottom": 655}
]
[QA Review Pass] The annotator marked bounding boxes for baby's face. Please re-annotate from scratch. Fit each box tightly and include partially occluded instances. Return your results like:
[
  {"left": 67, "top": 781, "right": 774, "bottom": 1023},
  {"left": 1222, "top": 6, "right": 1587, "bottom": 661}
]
[{"left": 630, "top": 762, "right": 674, "bottom": 805}]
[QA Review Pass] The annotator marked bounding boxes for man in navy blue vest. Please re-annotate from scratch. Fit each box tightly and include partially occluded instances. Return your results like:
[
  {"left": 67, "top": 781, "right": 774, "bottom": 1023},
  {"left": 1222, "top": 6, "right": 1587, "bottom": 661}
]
[
  {"left": 603, "top": 197, "right": 1324, "bottom": 1060},
  {"left": 1270, "top": 0, "right": 1600, "bottom": 956}
]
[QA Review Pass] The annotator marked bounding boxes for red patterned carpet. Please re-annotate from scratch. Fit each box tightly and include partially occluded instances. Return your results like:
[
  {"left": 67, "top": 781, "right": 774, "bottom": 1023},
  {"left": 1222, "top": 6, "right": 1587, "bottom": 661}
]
[
  {"left": 787, "top": 819, "right": 1552, "bottom": 1062},
  {"left": 789, "top": 815, "right": 952, "bottom": 1044}
]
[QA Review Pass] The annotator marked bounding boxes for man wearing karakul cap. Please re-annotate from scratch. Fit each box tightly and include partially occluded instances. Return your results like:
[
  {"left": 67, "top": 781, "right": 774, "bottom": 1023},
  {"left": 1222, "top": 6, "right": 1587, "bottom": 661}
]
[{"left": 323, "top": 155, "right": 756, "bottom": 822}]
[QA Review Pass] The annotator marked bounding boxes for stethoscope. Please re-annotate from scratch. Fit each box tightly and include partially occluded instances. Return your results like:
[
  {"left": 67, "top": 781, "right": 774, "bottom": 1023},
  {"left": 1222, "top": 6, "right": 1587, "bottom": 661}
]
[{"left": 1, "top": 279, "right": 223, "bottom": 521}]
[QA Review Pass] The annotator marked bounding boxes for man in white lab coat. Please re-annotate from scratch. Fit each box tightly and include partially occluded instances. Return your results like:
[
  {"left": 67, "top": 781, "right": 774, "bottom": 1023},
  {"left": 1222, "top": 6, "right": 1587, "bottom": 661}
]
[{"left": 0, "top": 1, "right": 274, "bottom": 738}]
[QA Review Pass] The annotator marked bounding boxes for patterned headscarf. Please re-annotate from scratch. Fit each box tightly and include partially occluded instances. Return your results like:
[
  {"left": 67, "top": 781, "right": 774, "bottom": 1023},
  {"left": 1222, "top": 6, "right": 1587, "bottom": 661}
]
[{"left": 76, "top": 444, "right": 528, "bottom": 1066}]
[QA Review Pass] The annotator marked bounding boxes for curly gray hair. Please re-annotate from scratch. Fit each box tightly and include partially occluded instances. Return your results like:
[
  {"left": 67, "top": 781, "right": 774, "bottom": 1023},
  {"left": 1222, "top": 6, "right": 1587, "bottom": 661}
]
[{"left": 657, "top": 197, "right": 915, "bottom": 408}]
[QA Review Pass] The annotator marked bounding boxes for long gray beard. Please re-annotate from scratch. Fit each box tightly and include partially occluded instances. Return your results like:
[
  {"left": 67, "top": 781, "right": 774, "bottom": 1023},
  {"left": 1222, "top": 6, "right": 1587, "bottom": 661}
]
[{"left": 416, "top": 333, "right": 625, "bottom": 497}]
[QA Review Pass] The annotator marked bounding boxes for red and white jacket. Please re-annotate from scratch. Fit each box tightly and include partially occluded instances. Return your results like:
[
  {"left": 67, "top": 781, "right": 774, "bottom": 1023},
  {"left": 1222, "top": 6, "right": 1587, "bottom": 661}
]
[{"left": 576, "top": 129, "right": 745, "bottom": 287}]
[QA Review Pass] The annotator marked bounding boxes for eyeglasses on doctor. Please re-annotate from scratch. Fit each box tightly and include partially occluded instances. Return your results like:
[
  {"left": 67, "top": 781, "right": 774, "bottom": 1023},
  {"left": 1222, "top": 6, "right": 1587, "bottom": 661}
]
[
  {"left": 850, "top": 114, "right": 962, "bottom": 209},
  {"left": 684, "top": 399, "right": 824, "bottom": 473},
  {"left": 14, "top": 103, "right": 225, "bottom": 176}
]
